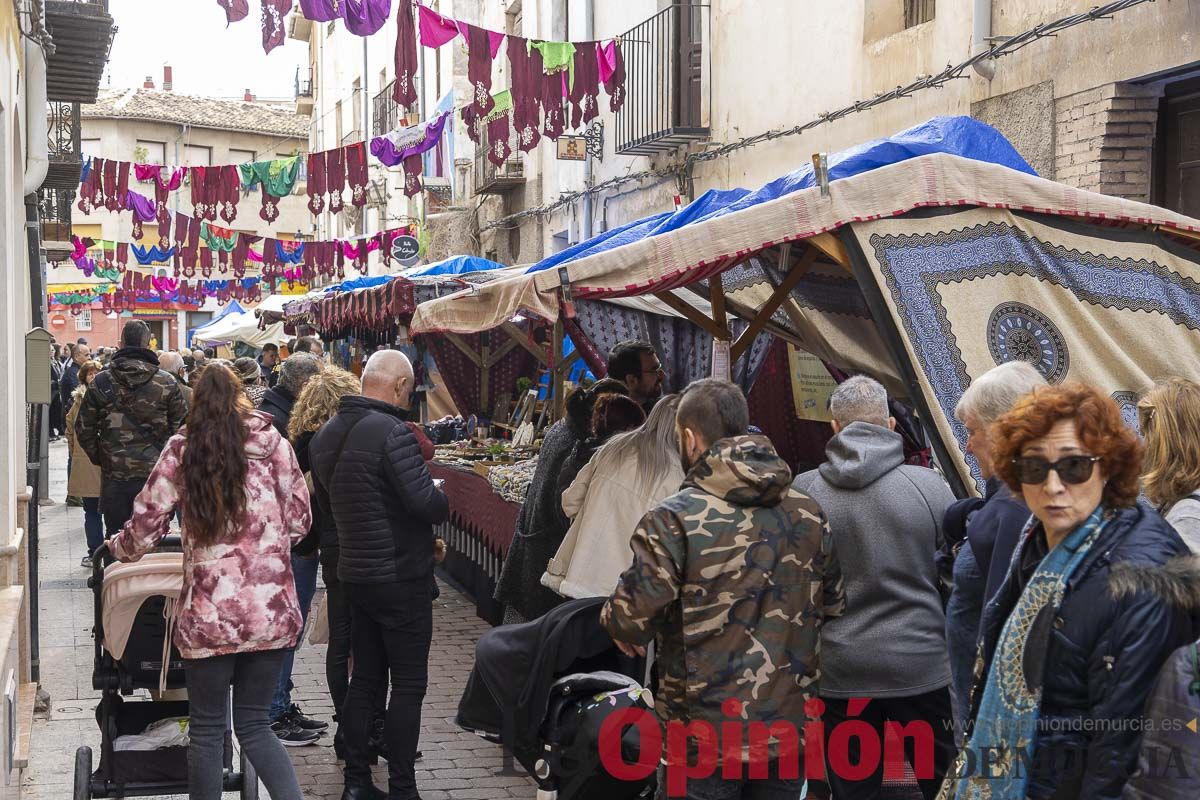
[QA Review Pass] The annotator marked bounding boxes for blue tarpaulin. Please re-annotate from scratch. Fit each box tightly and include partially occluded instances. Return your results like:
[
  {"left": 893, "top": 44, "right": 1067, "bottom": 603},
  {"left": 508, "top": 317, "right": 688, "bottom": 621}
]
[
  {"left": 187, "top": 300, "right": 244, "bottom": 347},
  {"left": 322, "top": 274, "right": 396, "bottom": 293},
  {"left": 525, "top": 187, "right": 751, "bottom": 275},
  {"left": 403, "top": 255, "right": 505, "bottom": 277},
  {"left": 523, "top": 116, "right": 1034, "bottom": 275},
  {"left": 695, "top": 115, "right": 1036, "bottom": 223}
]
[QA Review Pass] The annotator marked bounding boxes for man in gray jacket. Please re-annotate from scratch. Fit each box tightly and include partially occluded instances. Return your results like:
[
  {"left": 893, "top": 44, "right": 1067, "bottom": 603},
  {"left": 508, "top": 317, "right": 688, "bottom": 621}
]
[{"left": 794, "top": 375, "right": 957, "bottom": 799}]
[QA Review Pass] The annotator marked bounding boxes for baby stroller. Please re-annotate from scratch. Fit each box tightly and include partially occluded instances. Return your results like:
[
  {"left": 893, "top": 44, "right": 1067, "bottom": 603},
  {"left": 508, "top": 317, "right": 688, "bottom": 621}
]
[
  {"left": 456, "top": 597, "right": 657, "bottom": 800},
  {"left": 74, "top": 537, "right": 258, "bottom": 799}
]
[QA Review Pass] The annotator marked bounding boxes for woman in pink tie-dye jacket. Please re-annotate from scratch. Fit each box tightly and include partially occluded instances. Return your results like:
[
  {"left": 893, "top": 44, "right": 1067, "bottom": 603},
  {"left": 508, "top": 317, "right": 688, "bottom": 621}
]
[{"left": 109, "top": 362, "right": 310, "bottom": 800}]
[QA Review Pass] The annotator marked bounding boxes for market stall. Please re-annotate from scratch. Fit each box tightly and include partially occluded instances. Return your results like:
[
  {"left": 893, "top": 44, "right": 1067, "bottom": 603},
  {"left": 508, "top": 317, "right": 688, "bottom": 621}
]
[{"left": 411, "top": 115, "right": 1200, "bottom": 498}]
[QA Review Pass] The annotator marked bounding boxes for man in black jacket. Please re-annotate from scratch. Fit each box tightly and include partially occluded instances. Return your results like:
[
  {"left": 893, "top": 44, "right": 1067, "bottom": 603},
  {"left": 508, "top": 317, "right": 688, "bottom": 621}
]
[
  {"left": 76, "top": 321, "right": 187, "bottom": 536},
  {"left": 309, "top": 350, "right": 448, "bottom": 800}
]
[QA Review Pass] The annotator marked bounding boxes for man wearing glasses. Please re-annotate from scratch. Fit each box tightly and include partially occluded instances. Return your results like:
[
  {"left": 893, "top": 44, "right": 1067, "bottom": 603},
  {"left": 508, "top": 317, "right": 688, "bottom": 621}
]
[{"left": 607, "top": 340, "right": 666, "bottom": 414}]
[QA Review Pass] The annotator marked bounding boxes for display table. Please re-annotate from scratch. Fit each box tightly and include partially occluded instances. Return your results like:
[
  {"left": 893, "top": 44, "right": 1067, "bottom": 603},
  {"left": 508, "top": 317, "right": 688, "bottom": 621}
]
[{"left": 430, "top": 462, "right": 521, "bottom": 625}]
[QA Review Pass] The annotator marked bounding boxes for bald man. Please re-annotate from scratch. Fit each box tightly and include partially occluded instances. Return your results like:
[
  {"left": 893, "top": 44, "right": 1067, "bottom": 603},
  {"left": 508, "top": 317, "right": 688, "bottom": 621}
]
[{"left": 307, "top": 349, "right": 448, "bottom": 800}]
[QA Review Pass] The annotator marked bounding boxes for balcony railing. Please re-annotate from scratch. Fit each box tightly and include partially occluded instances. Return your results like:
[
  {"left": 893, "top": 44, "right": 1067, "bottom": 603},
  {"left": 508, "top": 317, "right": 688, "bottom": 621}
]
[
  {"left": 44, "top": 0, "right": 115, "bottom": 103},
  {"left": 373, "top": 81, "right": 400, "bottom": 138},
  {"left": 614, "top": 3, "right": 710, "bottom": 156},
  {"left": 295, "top": 68, "right": 313, "bottom": 99},
  {"left": 44, "top": 101, "right": 82, "bottom": 190},
  {"left": 474, "top": 128, "right": 524, "bottom": 195},
  {"left": 38, "top": 186, "right": 75, "bottom": 260}
]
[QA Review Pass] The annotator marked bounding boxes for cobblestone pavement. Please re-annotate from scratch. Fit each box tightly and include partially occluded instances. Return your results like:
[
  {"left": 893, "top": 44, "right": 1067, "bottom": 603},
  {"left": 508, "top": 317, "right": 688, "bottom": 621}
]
[{"left": 25, "top": 439, "right": 536, "bottom": 799}]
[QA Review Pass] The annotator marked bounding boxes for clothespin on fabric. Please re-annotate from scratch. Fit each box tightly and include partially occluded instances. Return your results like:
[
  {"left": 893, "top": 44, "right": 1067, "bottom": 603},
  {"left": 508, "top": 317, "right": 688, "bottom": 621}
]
[
  {"left": 558, "top": 267, "right": 576, "bottom": 318},
  {"left": 813, "top": 153, "right": 830, "bottom": 197}
]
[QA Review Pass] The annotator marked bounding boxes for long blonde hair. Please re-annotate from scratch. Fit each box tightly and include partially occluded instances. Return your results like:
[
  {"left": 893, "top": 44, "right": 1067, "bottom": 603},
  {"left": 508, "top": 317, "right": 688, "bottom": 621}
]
[
  {"left": 1140, "top": 378, "right": 1200, "bottom": 508},
  {"left": 601, "top": 394, "right": 681, "bottom": 486},
  {"left": 289, "top": 367, "right": 362, "bottom": 441}
]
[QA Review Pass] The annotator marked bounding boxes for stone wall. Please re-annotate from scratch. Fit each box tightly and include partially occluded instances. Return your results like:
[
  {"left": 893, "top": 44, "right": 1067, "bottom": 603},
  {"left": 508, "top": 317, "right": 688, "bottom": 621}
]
[
  {"left": 1054, "top": 83, "right": 1162, "bottom": 202},
  {"left": 972, "top": 81, "right": 1056, "bottom": 179}
]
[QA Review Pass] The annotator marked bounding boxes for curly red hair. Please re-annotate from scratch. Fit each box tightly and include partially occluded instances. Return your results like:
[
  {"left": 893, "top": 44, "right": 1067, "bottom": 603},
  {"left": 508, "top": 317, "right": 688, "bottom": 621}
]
[{"left": 991, "top": 382, "right": 1142, "bottom": 508}]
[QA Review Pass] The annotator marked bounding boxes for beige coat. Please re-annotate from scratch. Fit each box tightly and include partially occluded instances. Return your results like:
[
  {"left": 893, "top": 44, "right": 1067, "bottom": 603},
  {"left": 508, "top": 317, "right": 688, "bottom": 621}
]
[
  {"left": 65, "top": 388, "right": 102, "bottom": 498},
  {"left": 542, "top": 442, "right": 685, "bottom": 600}
]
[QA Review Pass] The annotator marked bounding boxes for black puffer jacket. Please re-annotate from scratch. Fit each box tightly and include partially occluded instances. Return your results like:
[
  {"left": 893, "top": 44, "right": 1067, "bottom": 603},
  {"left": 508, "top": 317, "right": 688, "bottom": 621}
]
[
  {"left": 973, "top": 504, "right": 1196, "bottom": 799},
  {"left": 308, "top": 395, "right": 448, "bottom": 584},
  {"left": 259, "top": 385, "right": 296, "bottom": 438}
]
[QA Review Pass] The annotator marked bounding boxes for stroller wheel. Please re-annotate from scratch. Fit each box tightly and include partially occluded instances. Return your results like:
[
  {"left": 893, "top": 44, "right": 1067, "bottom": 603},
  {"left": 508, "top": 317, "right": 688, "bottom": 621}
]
[
  {"left": 240, "top": 751, "right": 259, "bottom": 800},
  {"left": 73, "top": 746, "right": 92, "bottom": 799}
]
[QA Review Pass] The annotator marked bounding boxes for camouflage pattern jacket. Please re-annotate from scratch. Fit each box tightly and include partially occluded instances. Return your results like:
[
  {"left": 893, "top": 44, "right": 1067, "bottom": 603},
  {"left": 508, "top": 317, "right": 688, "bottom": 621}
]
[
  {"left": 602, "top": 435, "right": 846, "bottom": 735},
  {"left": 76, "top": 348, "right": 188, "bottom": 481}
]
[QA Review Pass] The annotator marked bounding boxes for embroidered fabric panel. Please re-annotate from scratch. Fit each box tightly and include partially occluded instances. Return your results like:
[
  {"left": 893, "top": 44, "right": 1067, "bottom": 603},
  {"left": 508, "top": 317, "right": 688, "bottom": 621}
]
[{"left": 851, "top": 208, "right": 1200, "bottom": 492}]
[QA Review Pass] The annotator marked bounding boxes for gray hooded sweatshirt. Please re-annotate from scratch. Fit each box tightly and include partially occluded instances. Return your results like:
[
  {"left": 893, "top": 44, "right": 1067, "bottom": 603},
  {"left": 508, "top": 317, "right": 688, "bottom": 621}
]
[{"left": 794, "top": 421, "right": 955, "bottom": 698}]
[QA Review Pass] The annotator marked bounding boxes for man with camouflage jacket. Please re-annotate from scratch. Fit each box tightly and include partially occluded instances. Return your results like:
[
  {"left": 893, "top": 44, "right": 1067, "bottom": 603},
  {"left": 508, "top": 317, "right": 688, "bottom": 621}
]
[
  {"left": 77, "top": 320, "right": 188, "bottom": 538},
  {"left": 602, "top": 379, "right": 845, "bottom": 798}
]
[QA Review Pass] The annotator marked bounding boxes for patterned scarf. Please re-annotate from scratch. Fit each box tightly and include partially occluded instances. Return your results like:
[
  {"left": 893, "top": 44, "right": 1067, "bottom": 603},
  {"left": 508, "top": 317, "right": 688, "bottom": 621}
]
[{"left": 952, "top": 506, "right": 1109, "bottom": 799}]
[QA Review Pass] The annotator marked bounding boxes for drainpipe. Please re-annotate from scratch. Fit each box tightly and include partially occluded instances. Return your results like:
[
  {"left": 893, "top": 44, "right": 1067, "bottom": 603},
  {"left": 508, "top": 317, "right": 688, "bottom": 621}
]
[
  {"left": 581, "top": 0, "right": 594, "bottom": 239},
  {"left": 972, "top": 0, "right": 996, "bottom": 81},
  {"left": 23, "top": 38, "right": 49, "bottom": 195}
]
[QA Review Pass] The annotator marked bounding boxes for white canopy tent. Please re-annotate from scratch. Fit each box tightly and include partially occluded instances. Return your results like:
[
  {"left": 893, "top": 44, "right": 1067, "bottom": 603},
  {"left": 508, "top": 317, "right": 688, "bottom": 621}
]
[{"left": 192, "top": 310, "right": 288, "bottom": 348}]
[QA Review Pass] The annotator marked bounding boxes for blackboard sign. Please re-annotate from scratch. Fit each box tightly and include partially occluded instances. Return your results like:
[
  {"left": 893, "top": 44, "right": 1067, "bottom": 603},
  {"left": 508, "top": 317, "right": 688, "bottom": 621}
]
[{"left": 391, "top": 235, "right": 421, "bottom": 266}]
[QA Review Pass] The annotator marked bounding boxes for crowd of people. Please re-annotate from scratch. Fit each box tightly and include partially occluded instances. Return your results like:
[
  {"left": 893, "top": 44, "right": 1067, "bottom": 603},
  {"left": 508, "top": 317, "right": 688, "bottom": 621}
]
[{"left": 54, "top": 320, "right": 1200, "bottom": 800}]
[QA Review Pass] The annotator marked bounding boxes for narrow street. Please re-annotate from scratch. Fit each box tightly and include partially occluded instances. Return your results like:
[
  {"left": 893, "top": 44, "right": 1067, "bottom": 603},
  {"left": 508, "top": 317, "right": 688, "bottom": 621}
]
[{"left": 25, "top": 440, "right": 535, "bottom": 799}]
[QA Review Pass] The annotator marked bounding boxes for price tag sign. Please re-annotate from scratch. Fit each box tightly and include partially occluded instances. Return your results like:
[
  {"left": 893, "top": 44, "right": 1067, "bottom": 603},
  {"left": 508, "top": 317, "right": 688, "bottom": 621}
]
[{"left": 391, "top": 235, "right": 421, "bottom": 266}]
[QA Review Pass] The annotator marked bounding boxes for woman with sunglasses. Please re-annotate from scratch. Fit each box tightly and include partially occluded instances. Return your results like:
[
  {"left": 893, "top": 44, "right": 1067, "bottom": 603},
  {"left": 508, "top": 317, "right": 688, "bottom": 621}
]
[
  {"left": 1138, "top": 378, "right": 1200, "bottom": 553},
  {"left": 951, "top": 383, "right": 1194, "bottom": 800}
]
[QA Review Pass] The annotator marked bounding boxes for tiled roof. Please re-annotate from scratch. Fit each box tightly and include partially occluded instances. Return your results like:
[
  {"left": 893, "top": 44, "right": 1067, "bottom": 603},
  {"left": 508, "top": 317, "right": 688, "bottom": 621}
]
[{"left": 83, "top": 89, "right": 309, "bottom": 139}]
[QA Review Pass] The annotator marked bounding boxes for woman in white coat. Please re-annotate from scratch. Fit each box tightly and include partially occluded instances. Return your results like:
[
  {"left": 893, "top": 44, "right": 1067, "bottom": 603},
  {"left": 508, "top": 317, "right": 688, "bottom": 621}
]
[{"left": 543, "top": 395, "right": 684, "bottom": 599}]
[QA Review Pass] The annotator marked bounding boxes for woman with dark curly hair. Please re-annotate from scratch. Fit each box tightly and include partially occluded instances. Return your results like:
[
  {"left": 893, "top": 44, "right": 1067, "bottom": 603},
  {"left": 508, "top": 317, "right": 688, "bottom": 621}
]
[{"left": 951, "top": 383, "right": 1195, "bottom": 800}]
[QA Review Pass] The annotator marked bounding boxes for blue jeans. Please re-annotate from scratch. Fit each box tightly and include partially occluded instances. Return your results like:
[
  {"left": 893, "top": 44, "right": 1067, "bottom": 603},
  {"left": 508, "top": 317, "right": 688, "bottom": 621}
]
[
  {"left": 269, "top": 553, "right": 319, "bottom": 722},
  {"left": 82, "top": 497, "right": 103, "bottom": 555},
  {"left": 945, "top": 543, "right": 986, "bottom": 737}
]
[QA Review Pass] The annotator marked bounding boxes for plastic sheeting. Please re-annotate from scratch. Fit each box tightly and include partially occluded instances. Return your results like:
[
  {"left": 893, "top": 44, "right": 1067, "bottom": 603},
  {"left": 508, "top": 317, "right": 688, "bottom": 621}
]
[
  {"left": 321, "top": 274, "right": 397, "bottom": 293},
  {"left": 522, "top": 115, "right": 1033, "bottom": 276},
  {"left": 186, "top": 300, "right": 244, "bottom": 347},
  {"left": 403, "top": 255, "right": 504, "bottom": 277},
  {"left": 192, "top": 310, "right": 288, "bottom": 348},
  {"left": 696, "top": 115, "right": 1036, "bottom": 224},
  {"left": 525, "top": 187, "right": 751, "bottom": 275}
]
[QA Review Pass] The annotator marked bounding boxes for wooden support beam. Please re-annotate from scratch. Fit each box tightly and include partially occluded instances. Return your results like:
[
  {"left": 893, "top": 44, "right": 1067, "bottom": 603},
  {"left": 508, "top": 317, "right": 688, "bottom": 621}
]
[
  {"left": 709, "top": 277, "right": 730, "bottom": 340},
  {"left": 730, "top": 244, "right": 818, "bottom": 362},
  {"left": 552, "top": 319, "right": 565, "bottom": 420},
  {"left": 500, "top": 322, "right": 550, "bottom": 365},
  {"left": 480, "top": 341, "right": 490, "bottom": 412},
  {"left": 653, "top": 291, "right": 728, "bottom": 339},
  {"left": 482, "top": 337, "right": 520, "bottom": 368},
  {"left": 808, "top": 232, "right": 851, "bottom": 272},
  {"left": 444, "top": 333, "right": 483, "bottom": 367}
]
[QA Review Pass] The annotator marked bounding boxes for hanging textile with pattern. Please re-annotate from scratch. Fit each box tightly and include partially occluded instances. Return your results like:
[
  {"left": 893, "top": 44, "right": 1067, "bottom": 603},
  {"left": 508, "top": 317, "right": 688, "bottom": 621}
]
[
  {"left": 261, "top": 0, "right": 292, "bottom": 54},
  {"left": 601, "top": 38, "right": 626, "bottom": 112},
  {"left": 393, "top": 0, "right": 418, "bottom": 111},
  {"left": 326, "top": 146, "right": 346, "bottom": 214},
  {"left": 307, "top": 150, "right": 327, "bottom": 215},
  {"left": 125, "top": 191, "right": 158, "bottom": 241},
  {"left": 461, "top": 22, "right": 504, "bottom": 117},
  {"left": 345, "top": 143, "right": 369, "bottom": 208},
  {"left": 568, "top": 42, "right": 601, "bottom": 129},
  {"left": 507, "top": 37, "right": 541, "bottom": 153},
  {"left": 217, "top": 0, "right": 249, "bottom": 24},
  {"left": 239, "top": 157, "right": 300, "bottom": 222}
]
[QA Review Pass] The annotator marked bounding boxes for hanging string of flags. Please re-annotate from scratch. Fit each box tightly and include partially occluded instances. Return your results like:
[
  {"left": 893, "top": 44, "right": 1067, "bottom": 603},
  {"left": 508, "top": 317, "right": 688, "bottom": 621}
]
[
  {"left": 217, "top": 0, "right": 627, "bottom": 155},
  {"left": 67, "top": 221, "right": 421, "bottom": 283},
  {"left": 49, "top": 276, "right": 266, "bottom": 314}
]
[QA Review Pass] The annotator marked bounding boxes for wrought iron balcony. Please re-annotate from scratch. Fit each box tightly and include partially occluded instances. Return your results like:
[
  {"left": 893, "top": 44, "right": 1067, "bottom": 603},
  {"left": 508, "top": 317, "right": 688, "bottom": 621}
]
[
  {"left": 295, "top": 67, "right": 314, "bottom": 116},
  {"left": 44, "top": 101, "right": 82, "bottom": 191},
  {"left": 373, "top": 81, "right": 400, "bottom": 138},
  {"left": 474, "top": 129, "right": 524, "bottom": 196},
  {"left": 38, "top": 186, "right": 75, "bottom": 261},
  {"left": 615, "top": 3, "right": 710, "bottom": 156},
  {"left": 44, "top": 0, "right": 116, "bottom": 103}
]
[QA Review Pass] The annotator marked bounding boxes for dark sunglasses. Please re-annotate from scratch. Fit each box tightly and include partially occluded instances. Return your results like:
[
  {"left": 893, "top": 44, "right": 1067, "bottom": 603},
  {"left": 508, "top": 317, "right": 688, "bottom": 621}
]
[{"left": 1012, "top": 455, "right": 1102, "bottom": 485}]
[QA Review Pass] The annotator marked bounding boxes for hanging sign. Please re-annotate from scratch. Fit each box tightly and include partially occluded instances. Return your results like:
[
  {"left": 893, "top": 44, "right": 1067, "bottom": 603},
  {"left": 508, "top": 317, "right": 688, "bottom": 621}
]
[
  {"left": 788, "top": 345, "right": 837, "bottom": 422},
  {"left": 391, "top": 235, "right": 421, "bottom": 266},
  {"left": 556, "top": 136, "right": 588, "bottom": 162}
]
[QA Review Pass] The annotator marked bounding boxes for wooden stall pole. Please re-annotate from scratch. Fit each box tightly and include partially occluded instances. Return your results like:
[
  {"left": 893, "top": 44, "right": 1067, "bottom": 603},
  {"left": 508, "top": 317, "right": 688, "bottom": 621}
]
[
  {"left": 552, "top": 319, "right": 565, "bottom": 420},
  {"left": 730, "top": 243, "right": 818, "bottom": 362}
]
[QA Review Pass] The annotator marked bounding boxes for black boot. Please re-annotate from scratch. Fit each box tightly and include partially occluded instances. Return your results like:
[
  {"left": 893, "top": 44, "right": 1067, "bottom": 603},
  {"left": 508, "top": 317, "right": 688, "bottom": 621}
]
[
  {"left": 339, "top": 785, "right": 386, "bottom": 800},
  {"left": 367, "top": 717, "right": 388, "bottom": 762}
]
